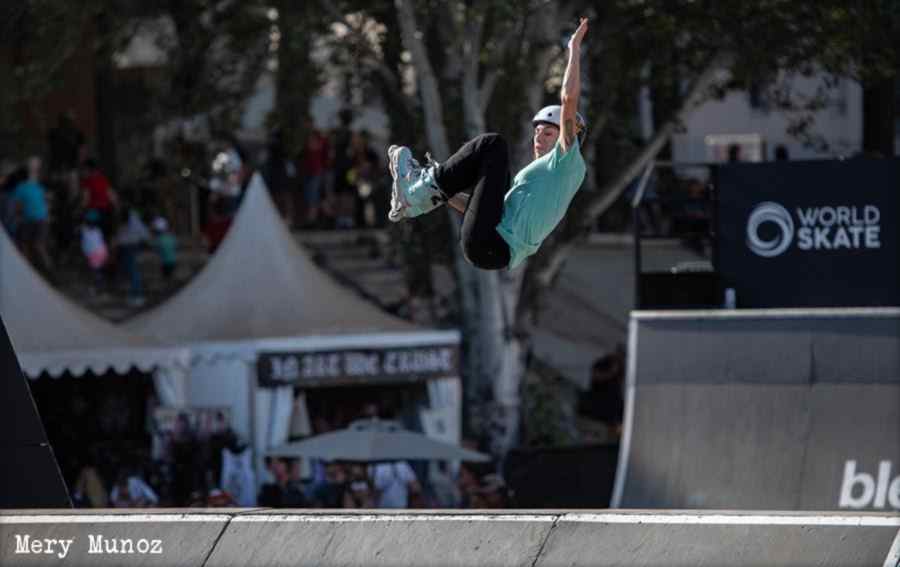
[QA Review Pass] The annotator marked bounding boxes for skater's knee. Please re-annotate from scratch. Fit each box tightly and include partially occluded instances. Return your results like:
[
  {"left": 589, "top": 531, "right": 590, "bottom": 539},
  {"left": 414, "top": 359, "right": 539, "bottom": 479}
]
[{"left": 477, "top": 133, "right": 508, "bottom": 152}]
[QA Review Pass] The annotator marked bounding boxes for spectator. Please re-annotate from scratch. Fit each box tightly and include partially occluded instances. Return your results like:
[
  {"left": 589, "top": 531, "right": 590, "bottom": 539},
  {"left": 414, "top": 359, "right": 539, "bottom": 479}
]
[
  {"left": 80, "top": 209, "right": 109, "bottom": 295},
  {"left": 330, "top": 112, "right": 356, "bottom": 229},
  {"left": 262, "top": 129, "right": 298, "bottom": 223},
  {"left": 47, "top": 111, "right": 85, "bottom": 174},
  {"left": 53, "top": 169, "right": 84, "bottom": 264},
  {"left": 343, "top": 463, "right": 376, "bottom": 508},
  {"left": 203, "top": 195, "right": 232, "bottom": 254},
  {"left": 309, "top": 461, "right": 348, "bottom": 508},
  {"left": 260, "top": 458, "right": 309, "bottom": 508},
  {"left": 283, "top": 459, "right": 309, "bottom": 507},
  {"left": 676, "top": 179, "right": 709, "bottom": 254},
  {"left": 143, "top": 158, "right": 180, "bottom": 235},
  {"left": 110, "top": 469, "right": 159, "bottom": 508},
  {"left": 168, "top": 413, "right": 201, "bottom": 506},
  {"left": 428, "top": 461, "right": 461, "bottom": 508},
  {"left": 349, "top": 130, "right": 380, "bottom": 229},
  {"left": 727, "top": 143, "right": 741, "bottom": 163},
  {"left": 577, "top": 346, "right": 626, "bottom": 440},
  {"left": 220, "top": 441, "right": 256, "bottom": 507},
  {"left": 208, "top": 144, "right": 245, "bottom": 215},
  {"left": 478, "top": 474, "right": 511, "bottom": 509},
  {"left": 72, "top": 455, "right": 108, "bottom": 508},
  {"left": 205, "top": 488, "right": 236, "bottom": 507},
  {"left": 114, "top": 205, "right": 150, "bottom": 307},
  {"left": 774, "top": 144, "right": 790, "bottom": 161},
  {"left": 151, "top": 217, "right": 178, "bottom": 284},
  {"left": 370, "top": 460, "right": 421, "bottom": 509},
  {"left": 0, "top": 161, "right": 19, "bottom": 232},
  {"left": 205, "top": 411, "right": 237, "bottom": 489},
  {"left": 457, "top": 463, "right": 483, "bottom": 508},
  {"left": 80, "top": 158, "right": 118, "bottom": 241},
  {"left": 10, "top": 156, "right": 54, "bottom": 278},
  {"left": 298, "top": 120, "right": 330, "bottom": 228}
]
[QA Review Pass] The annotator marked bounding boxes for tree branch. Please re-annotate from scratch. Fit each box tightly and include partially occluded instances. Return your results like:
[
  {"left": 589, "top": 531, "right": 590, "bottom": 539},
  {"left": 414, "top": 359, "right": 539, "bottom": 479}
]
[
  {"left": 314, "top": 0, "right": 418, "bottom": 118},
  {"left": 462, "top": 8, "right": 486, "bottom": 137},
  {"left": 477, "top": 13, "right": 524, "bottom": 113},
  {"left": 394, "top": 0, "right": 451, "bottom": 158}
]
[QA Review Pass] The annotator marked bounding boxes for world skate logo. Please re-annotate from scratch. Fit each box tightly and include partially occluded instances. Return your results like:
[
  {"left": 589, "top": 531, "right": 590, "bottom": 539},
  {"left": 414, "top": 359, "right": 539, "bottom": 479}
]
[
  {"left": 746, "top": 202, "right": 882, "bottom": 258},
  {"left": 746, "top": 202, "right": 794, "bottom": 257}
]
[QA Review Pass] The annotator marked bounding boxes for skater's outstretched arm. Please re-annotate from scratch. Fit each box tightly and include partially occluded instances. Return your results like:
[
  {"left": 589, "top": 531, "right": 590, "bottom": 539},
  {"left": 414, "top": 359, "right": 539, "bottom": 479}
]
[{"left": 559, "top": 17, "right": 588, "bottom": 154}]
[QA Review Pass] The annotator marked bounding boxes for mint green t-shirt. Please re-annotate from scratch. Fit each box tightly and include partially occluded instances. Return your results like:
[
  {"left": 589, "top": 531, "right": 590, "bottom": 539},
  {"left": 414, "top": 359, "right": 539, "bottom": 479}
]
[{"left": 495, "top": 138, "right": 586, "bottom": 269}]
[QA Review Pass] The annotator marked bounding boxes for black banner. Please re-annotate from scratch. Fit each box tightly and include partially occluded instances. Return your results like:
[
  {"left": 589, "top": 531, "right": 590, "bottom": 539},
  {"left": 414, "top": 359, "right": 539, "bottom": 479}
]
[
  {"left": 257, "top": 344, "right": 459, "bottom": 387},
  {"left": 716, "top": 158, "right": 900, "bottom": 308}
]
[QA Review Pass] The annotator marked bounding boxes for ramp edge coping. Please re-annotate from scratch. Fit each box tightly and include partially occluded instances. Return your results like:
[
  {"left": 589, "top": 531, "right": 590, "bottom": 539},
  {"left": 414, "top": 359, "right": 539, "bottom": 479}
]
[
  {"left": 1, "top": 512, "right": 898, "bottom": 527},
  {"left": 633, "top": 307, "right": 900, "bottom": 320}
]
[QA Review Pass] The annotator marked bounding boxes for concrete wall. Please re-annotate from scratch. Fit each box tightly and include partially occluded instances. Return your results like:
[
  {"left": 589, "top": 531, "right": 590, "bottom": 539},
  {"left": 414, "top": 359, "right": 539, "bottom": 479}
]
[{"left": 1, "top": 510, "right": 897, "bottom": 567}]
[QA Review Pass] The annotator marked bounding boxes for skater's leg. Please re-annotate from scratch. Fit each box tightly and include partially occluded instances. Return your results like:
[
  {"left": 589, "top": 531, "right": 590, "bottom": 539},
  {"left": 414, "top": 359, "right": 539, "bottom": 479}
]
[
  {"left": 387, "top": 133, "right": 512, "bottom": 269},
  {"left": 433, "top": 133, "right": 510, "bottom": 198},
  {"left": 433, "top": 133, "right": 511, "bottom": 270},
  {"left": 388, "top": 133, "right": 509, "bottom": 222}
]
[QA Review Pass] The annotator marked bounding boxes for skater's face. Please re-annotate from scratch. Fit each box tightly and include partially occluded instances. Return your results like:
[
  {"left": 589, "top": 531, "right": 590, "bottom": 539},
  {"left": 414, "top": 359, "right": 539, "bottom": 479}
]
[{"left": 533, "top": 123, "right": 559, "bottom": 159}]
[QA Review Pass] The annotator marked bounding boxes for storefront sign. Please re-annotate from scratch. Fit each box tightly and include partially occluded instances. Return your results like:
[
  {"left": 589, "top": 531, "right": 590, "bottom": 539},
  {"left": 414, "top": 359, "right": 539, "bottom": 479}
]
[{"left": 257, "top": 345, "right": 459, "bottom": 387}]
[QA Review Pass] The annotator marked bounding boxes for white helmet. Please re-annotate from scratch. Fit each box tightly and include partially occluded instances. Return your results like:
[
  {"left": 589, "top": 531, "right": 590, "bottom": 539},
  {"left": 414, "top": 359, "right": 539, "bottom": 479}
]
[{"left": 532, "top": 105, "right": 587, "bottom": 143}]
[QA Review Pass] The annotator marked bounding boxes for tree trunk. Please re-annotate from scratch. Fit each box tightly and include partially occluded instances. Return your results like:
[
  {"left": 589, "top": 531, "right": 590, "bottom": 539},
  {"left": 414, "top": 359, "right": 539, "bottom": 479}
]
[
  {"left": 94, "top": 11, "right": 118, "bottom": 184},
  {"left": 396, "top": 0, "right": 533, "bottom": 458},
  {"left": 395, "top": 0, "right": 450, "bottom": 159},
  {"left": 275, "top": 1, "right": 320, "bottom": 154}
]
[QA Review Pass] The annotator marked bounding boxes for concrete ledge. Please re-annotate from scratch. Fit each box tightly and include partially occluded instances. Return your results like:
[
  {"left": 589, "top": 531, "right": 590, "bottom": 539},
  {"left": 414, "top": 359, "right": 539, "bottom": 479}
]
[{"left": 1, "top": 510, "right": 897, "bottom": 567}]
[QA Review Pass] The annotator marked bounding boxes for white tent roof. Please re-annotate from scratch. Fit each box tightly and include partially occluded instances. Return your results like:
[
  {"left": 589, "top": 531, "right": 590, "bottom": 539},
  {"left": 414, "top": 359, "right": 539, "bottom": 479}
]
[
  {"left": 0, "top": 227, "right": 189, "bottom": 378},
  {"left": 126, "top": 173, "right": 425, "bottom": 348}
]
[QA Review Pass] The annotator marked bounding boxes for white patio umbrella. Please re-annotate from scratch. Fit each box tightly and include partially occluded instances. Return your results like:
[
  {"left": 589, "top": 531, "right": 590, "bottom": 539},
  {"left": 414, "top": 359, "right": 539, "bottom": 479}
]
[{"left": 266, "top": 419, "right": 490, "bottom": 463}]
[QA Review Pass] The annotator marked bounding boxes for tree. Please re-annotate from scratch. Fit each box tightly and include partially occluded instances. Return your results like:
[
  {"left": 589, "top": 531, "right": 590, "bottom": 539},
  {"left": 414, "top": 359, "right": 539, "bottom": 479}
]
[{"left": 0, "top": 1, "right": 272, "bottom": 183}]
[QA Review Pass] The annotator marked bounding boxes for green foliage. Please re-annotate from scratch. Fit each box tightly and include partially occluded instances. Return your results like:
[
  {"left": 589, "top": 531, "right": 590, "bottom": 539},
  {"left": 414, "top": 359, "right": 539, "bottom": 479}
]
[
  {"left": 521, "top": 363, "right": 579, "bottom": 448},
  {"left": 0, "top": 3, "right": 99, "bottom": 152},
  {"left": 158, "top": 0, "right": 270, "bottom": 128},
  {"left": 270, "top": 1, "right": 329, "bottom": 155}
]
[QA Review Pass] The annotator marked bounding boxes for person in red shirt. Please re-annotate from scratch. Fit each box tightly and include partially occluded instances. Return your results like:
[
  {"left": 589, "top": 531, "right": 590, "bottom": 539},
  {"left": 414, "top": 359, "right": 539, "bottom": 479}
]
[
  {"left": 298, "top": 120, "right": 331, "bottom": 228},
  {"left": 80, "top": 158, "right": 118, "bottom": 239}
]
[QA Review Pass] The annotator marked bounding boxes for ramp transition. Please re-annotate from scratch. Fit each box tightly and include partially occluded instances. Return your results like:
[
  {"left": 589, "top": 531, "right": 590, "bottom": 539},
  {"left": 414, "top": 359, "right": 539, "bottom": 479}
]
[
  {"left": 613, "top": 307, "right": 900, "bottom": 511},
  {"left": 0, "top": 510, "right": 898, "bottom": 566}
]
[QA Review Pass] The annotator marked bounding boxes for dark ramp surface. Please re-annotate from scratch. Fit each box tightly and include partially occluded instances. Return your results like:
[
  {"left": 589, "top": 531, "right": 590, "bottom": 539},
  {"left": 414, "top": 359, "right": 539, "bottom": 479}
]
[
  {"left": 0, "top": 510, "right": 897, "bottom": 566},
  {"left": 613, "top": 307, "right": 900, "bottom": 511},
  {"left": 0, "top": 316, "right": 70, "bottom": 508}
]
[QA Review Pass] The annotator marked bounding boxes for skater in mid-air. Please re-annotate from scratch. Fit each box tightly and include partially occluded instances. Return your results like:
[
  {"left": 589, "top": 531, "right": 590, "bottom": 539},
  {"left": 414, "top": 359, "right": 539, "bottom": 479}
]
[{"left": 388, "top": 17, "right": 589, "bottom": 271}]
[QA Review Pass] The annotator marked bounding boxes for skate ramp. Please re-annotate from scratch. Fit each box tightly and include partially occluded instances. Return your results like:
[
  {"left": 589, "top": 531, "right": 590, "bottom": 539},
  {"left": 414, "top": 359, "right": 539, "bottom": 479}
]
[
  {"left": 0, "top": 316, "right": 70, "bottom": 508},
  {"left": 613, "top": 307, "right": 900, "bottom": 511},
  {"left": 1, "top": 510, "right": 897, "bottom": 566}
]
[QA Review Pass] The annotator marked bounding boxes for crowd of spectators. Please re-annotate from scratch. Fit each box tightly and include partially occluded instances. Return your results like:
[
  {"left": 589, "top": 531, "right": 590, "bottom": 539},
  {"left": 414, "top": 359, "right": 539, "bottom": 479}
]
[
  {"left": 66, "top": 421, "right": 511, "bottom": 510},
  {"left": 260, "top": 110, "right": 390, "bottom": 232},
  {"left": 255, "top": 456, "right": 510, "bottom": 510},
  {"left": 0, "top": 107, "right": 396, "bottom": 311},
  {"left": 1, "top": 118, "right": 181, "bottom": 305}
]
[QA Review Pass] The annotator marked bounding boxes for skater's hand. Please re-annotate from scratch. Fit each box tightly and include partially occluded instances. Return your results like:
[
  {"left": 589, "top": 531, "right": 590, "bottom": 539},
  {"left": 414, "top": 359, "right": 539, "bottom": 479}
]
[{"left": 568, "top": 17, "right": 588, "bottom": 52}]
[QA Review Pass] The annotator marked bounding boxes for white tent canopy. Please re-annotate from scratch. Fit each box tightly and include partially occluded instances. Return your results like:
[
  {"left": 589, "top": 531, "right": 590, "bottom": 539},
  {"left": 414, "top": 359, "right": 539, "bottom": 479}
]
[
  {"left": 123, "top": 174, "right": 460, "bottom": 464},
  {"left": 125, "top": 173, "right": 419, "bottom": 350},
  {"left": 0, "top": 226, "right": 189, "bottom": 380}
]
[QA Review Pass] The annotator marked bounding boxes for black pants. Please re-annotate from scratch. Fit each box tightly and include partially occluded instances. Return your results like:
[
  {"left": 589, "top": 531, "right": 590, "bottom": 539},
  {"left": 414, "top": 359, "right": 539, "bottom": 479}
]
[{"left": 433, "top": 133, "right": 512, "bottom": 270}]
